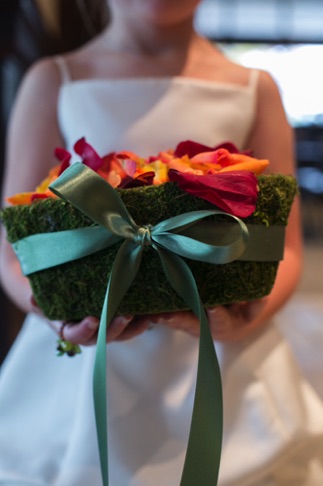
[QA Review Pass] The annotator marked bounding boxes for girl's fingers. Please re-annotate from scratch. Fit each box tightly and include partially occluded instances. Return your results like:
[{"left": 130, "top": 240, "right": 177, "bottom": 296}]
[
  {"left": 31, "top": 297, "right": 100, "bottom": 346},
  {"left": 207, "top": 299, "right": 268, "bottom": 342},
  {"left": 55, "top": 315, "right": 134, "bottom": 346},
  {"left": 206, "top": 307, "right": 234, "bottom": 341},
  {"left": 47, "top": 297, "right": 268, "bottom": 347},
  {"left": 44, "top": 299, "right": 267, "bottom": 347},
  {"left": 106, "top": 315, "right": 134, "bottom": 342},
  {"left": 59, "top": 317, "right": 100, "bottom": 346},
  {"left": 149, "top": 311, "right": 200, "bottom": 337},
  {"left": 114, "top": 316, "right": 152, "bottom": 341}
]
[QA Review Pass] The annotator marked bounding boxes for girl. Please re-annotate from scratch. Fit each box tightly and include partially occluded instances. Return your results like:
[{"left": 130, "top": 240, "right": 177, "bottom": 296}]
[{"left": 0, "top": 0, "right": 322, "bottom": 484}]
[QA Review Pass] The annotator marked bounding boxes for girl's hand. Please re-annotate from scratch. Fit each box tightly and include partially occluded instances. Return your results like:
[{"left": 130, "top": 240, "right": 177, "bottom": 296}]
[
  {"left": 208, "top": 299, "right": 268, "bottom": 341},
  {"left": 146, "top": 298, "right": 268, "bottom": 342},
  {"left": 30, "top": 297, "right": 151, "bottom": 346},
  {"left": 31, "top": 296, "right": 268, "bottom": 345}
]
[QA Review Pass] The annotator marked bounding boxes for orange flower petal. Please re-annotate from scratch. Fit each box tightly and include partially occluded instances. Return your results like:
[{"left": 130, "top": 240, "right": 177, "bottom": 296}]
[
  {"left": 219, "top": 159, "right": 269, "bottom": 175},
  {"left": 6, "top": 193, "right": 34, "bottom": 205}
]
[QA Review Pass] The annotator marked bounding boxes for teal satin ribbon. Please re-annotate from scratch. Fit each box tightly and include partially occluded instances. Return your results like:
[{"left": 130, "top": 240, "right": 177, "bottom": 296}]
[
  {"left": 14, "top": 163, "right": 258, "bottom": 485},
  {"left": 49, "top": 163, "right": 249, "bottom": 486}
]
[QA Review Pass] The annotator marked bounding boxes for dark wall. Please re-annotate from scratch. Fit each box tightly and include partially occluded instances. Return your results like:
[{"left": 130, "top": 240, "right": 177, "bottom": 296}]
[
  {"left": 0, "top": 0, "right": 108, "bottom": 363},
  {"left": 0, "top": 0, "right": 56, "bottom": 363}
]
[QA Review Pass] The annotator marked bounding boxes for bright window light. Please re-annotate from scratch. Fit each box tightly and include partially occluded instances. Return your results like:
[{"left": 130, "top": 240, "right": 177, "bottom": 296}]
[{"left": 219, "top": 43, "right": 323, "bottom": 127}]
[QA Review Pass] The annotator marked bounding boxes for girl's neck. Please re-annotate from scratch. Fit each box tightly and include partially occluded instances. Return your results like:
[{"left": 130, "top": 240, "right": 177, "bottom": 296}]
[
  {"left": 76, "top": 6, "right": 218, "bottom": 80},
  {"left": 99, "top": 14, "right": 198, "bottom": 58}
]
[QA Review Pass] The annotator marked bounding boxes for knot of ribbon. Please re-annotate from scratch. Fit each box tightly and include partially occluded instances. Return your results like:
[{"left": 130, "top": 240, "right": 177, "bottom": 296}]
[
  {"left": 133, "top": 225, "right": 153, "bottom": 247},
  {"left": 13, "top": 162, "right": 259, "bottom": 486}
]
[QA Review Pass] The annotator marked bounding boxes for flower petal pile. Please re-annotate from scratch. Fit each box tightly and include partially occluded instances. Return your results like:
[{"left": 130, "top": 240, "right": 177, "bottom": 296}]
[
  {"left": 7, "top": 138, "right": 269, "bottom": 218},
  {"left": 168, "top": 170, "right": 259, "bottom": 218}
]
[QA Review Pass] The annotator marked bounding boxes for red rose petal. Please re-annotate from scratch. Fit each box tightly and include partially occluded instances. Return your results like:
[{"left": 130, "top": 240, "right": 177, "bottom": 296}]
[
  {"left": 174, "top": 140, "right": 215, "bottom": 158},
  {"left": 174, "top": 139, "right": 252, "bottom": 158},
  {"left": 213, "top": 141, "right": 250, "bottom": 155},
  {"left": 73, "top": 137, "right": 103, "bottom": 171},
  {"left": 54, "top": 147, "right": 71, "bottom": 163},
  {"left": 31, "top": 193, "right": 50, "bottom": 202},
  {"left": 168, "top": 169, "right": 258, "bottom": 218},
  {"left": 54, "top": 147, "right": 72, "bottom": 175}
]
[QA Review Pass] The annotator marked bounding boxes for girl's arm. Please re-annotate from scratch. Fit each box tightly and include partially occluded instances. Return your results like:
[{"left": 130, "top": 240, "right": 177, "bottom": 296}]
[
  {"left": 224, "top": 69, "right": 303, "bottom": 340},
  {"left": 0, "top": 58, "right": 64, "bottom": 313},
  {"left": 0, "top": 58, "right": 147, "bottom": 344},
  {"left": 146, "top": 70, "right": 303, "bottom": 342}
]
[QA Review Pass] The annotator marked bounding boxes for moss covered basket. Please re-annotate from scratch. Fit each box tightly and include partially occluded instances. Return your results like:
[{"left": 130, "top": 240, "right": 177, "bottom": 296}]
[{"left": 1, "top": 174, "right": 297, "bottom": 321}]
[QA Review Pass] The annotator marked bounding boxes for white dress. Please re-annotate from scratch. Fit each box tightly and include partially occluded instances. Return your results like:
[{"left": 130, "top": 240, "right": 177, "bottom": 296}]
[{"left": 0, "top": 64, "right": 323, "bottom": 486}]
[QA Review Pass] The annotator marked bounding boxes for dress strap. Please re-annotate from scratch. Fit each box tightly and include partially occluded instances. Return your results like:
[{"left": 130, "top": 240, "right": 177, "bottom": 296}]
[
  {"left": 248, "top": 69, "right": 259, "bottom": 91},
  {"left": 54, "top": 56, "right": 71, "bottom": 84}
]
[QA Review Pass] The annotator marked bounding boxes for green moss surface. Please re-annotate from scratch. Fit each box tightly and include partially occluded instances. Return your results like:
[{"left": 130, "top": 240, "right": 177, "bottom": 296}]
[{"left": 0, "top": 174, "right": 297, "bottom": 320}]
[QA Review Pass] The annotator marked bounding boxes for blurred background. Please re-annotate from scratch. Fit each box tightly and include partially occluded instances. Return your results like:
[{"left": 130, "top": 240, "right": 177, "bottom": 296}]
[{"left": 0, "top": 0, "right": 322, "bottom": 364}]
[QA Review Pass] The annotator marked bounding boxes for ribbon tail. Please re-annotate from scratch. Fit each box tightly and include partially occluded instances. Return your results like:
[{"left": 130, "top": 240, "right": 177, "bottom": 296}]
[
  {"left": 154, "top": 245, "right": 223, "bottom": 486},
  {"left": 93, "top": 239, "right": 143, "bottom": 486}
]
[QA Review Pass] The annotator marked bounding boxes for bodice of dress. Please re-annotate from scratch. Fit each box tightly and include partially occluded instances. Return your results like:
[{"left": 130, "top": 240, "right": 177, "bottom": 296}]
[{"left": 56, "top": 71, "right": 258, "bottom": 160}]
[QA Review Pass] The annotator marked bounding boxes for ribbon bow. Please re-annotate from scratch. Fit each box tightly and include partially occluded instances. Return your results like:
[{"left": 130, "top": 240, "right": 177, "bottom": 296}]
[
  {"left": 12, "top": 162, "right": 252, "bottom": 486},
  {"left": 47, "top": 163, "right": 251, "bottom": 486}
]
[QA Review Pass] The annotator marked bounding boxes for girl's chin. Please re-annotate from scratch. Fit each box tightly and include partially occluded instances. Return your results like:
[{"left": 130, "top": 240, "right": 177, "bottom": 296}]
[{"left": 110, "top": 0, "right": 200, "bottom": 26}]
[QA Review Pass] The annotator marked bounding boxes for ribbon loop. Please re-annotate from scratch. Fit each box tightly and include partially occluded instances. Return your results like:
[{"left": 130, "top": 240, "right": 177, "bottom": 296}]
[{"left": 50, "top": 163, "right": 139, "bottom": 240}]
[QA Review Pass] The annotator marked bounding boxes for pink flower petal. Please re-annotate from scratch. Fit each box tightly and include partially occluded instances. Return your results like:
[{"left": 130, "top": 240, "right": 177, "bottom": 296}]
[
  {"left": 73, "top": 137, "right": 103, "bottom": 171},
  {"left": 54, "top": 147, "right": 71, "bottom": 163},
  {"left": 174, "top": 139, "right": 252, "bottom": 158},
  {"left": 213, "top": 141, "right": 247, "bottom": 154},
  {"left": 54, "top": 147, "right": 71, "bottom": 175},
  {"left": 168, "top": 169, "right": 259, "bottom": 218},
  {"left": 122, "top": 158, "right": 137, "bottom": 177},
  {"left": 174, "top": 140, "right": 215, "bottom": 158}
]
